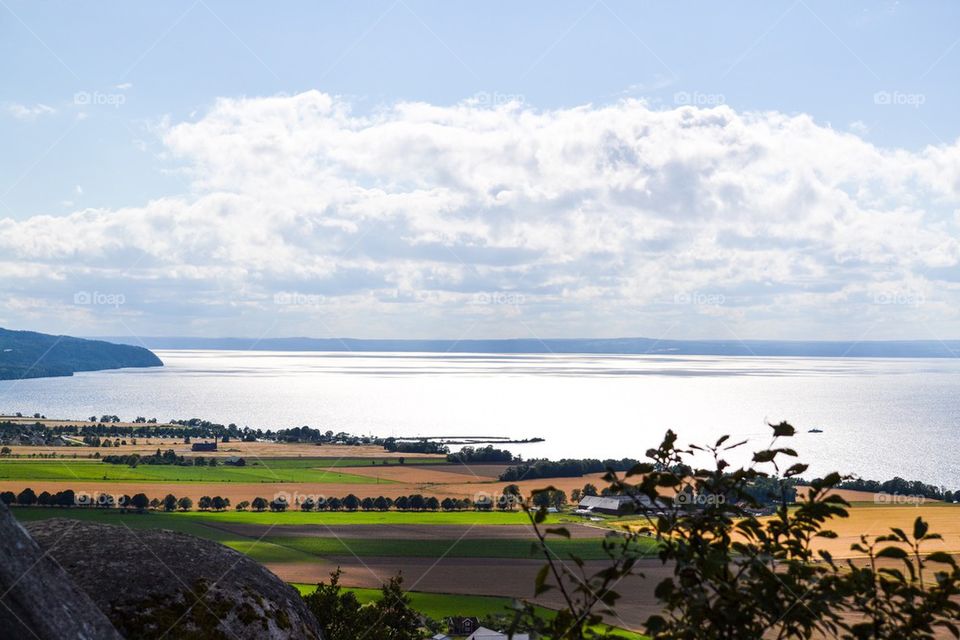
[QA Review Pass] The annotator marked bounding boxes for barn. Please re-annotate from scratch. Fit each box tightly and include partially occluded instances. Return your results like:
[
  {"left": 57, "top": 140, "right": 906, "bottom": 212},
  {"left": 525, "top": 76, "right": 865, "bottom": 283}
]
[{"left": 576, "top": 494, "right": 635, "bottom": 515}]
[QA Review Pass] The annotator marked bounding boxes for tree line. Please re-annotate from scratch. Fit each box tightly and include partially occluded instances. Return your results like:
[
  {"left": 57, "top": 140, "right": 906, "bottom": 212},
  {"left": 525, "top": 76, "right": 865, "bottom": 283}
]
[
  {"left": 0, "top": 488, "right": 569, "bottom": 512},
  {"left": 498, "top": 457, "right": 641, "bottom": 481},
  {"left": 100, "top": 449, "right": 245, "bottom": 467},
  {"left": 446, "top": 445, "right": 515, "bottom": 463},
  {"left": 835, "top": 476, "right": 957, "bottom": 502}
]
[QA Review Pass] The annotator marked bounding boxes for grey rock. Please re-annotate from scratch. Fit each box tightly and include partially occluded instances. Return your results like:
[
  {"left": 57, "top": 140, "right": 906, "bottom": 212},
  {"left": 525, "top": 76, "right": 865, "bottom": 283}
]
[
  {"left": 25, "top": 517, "right": 323, "bottom": 640},
  {"left": 0, "top": 501, "right": 123, "bottom": 640}
]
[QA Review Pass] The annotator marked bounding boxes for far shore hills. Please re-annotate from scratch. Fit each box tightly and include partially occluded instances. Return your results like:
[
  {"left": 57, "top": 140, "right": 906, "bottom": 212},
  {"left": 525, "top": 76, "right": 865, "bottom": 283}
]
[
  {"left": 5, "top": 325, "right": 960, "bottom": 383},
  {"left": 98, "top": 335, "right": 960, "bottom": 358}
]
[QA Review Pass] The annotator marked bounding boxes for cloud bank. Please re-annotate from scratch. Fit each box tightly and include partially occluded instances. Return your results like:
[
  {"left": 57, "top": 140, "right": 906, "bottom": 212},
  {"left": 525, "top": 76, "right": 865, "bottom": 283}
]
[{"left": 3, "top": 91, "right": 960, "bottom": 340}]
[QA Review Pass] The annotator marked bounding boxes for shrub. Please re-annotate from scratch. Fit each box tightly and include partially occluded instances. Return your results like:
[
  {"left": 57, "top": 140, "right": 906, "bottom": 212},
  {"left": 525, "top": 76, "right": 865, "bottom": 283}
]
[{"left": 514, "top": 423, "right": 960, "bottom": 639}]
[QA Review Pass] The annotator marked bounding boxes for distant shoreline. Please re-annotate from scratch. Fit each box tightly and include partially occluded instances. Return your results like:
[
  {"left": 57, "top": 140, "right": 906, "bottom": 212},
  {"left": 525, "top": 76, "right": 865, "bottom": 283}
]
[{"left": 90, "top": 336, "right": 960, "bottom": 358}]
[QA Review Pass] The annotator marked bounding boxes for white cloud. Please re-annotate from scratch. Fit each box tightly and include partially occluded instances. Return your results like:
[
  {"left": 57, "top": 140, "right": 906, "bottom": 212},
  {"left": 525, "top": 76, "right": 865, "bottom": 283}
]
[
  {"left": 3, "top": 90, "right": 960, "bottom": 339},
  {"left": 5, "top": 102, "right": 55, "bottom": 120}
]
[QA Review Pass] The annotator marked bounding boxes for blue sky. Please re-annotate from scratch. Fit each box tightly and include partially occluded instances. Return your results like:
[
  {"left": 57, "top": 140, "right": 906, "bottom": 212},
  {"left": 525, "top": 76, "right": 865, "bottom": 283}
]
[{"left": 2, "top": 1, "right": 960, "bottom": 342}]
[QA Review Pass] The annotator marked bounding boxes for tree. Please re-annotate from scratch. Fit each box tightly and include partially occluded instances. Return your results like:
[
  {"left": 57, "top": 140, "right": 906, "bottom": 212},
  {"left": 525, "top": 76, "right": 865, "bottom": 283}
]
[
  {"left": 501, "top": 484, "right": 522, "bottom": 511},
  {"left": 0, "top": 491, "right": 15, "bottom": 506},
  {"left": 17, "top": 488, "right": 37, "bottom": 506},
  {"left": 550, "top": 489, "right": 567, "bottom": 510},
  {"left": 149, "top": 498, "right": 161, "bottom": 510},
  {"left": 581, "top": 483, "right": 598, "bottom": 497},
  {"left": 425, "top": 496, "right": 440, "bottom": 511},
  {"left": 301, "top": 497, "right": 315, "bottom": 512},
  {"left": 531, "top": 489, "right": 552, "bottom": 510},
  {"left": 361, "top": 497, "right": 375, "bottom": 511},
  {"left": 198, "top": 495, "right": 212, "bottom": 511},
  {"left": 408, "top": 494, "right": 425, "bottom": 511},
  {"left": 514, "top": 423, "right": 960, "bottom": 639},
  {"left": 211, "top": 496, "right": 227, "bottom": 511},
  {"left": 177, "top": 496, "right": 193, "bottom": 511},
  {"left": 0, "top": 446, "right": 11, "bottom": 455},
  {"left": 359, "top": 574, "right": 422, "bottom": 640},
  {"left": 37, "top": 491, "right": 53, "bottom": 506},
  {"left": 394, "top": 496, "right": 409, "bottom": 511},
  {"left": 302, "top": 569, "right": 363, "bottom": 640},
  {"left": 162, "top": 494, "right": 178, "bottom": 512},
  {"left": 440, "top": 497, "right": 455, "bottom": 511},
  {"left": 251, "top": 497, "right": 268, "bottom": 512},
  {"left": 57, "top": 489, "right": 75, "bottom": 508},
  {"left": 343, "top": 494, "right": 360, "bottom": 511},
  {"left": 374, "top": 496, "right": 389, "bottom": 511},
  {"left": 130, "top": 493, "right": 150, "bottom": 513},
  {"left": 236, "top": 500, "right": 250, "bottom": 511},
  {"left": 327, "top": 497, "right": 342, "bottom": 511},
  {"left": 270, "top": 496, "right": 288, "bottom": 512}
]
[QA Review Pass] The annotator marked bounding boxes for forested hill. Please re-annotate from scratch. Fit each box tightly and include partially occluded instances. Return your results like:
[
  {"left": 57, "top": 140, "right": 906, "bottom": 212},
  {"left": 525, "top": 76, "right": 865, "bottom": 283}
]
[{"left": 0, "top": 328, "right": 163, "bottom": 380}]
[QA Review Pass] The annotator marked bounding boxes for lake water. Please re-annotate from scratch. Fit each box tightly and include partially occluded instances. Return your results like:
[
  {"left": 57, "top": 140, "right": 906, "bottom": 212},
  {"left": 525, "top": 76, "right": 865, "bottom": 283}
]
[{"left": 1, "top": 350, "right": 958, "bottom": 486}]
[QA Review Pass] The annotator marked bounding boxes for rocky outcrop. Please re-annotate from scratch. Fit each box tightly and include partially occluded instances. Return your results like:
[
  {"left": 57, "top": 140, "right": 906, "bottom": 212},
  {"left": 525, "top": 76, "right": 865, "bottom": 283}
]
[
  {"left": 24, "top": 518, "right": 323, "bottom": 639},
  {"left": 0, "top": 501, "right": 123, "bottom": 639}
]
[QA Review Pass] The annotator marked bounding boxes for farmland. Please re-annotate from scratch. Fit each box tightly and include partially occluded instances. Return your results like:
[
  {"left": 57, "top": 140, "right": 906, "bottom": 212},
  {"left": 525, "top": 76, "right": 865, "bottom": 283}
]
[
  {"left": 0, "top": 458, "right": 393, "bottom": 483},
  {"left": 10, "top": 427, "right": 958, "bottom": 638},
  {"left": 7, "top": 436, "right": 960, "bottom": 637}
]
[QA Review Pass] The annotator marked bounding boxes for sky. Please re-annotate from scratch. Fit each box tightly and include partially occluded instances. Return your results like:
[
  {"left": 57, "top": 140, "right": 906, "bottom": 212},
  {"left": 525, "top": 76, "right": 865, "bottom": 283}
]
[{"left": 2, "top": 1, "right": 960, "bottom": 343}]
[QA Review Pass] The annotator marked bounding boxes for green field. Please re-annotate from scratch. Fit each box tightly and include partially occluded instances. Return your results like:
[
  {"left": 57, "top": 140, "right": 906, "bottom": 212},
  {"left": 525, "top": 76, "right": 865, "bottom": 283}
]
[
  {"left": 10, "top": 505, "right": 568, "bottom": 526},
  {"left": 11, "top": 508, "right": 650, "bottom": 561},
  {"left": 11, "top": 506, "right": 314, "bottom": 563},
  {"left": 178, "top": 508, "right": 568, "bottom": 526},
  {"left": 292, "top": 586, "right": 645, "bottom": 639},
  {"left": 0, "top": 458, "right": 389, "bottom": 483}
]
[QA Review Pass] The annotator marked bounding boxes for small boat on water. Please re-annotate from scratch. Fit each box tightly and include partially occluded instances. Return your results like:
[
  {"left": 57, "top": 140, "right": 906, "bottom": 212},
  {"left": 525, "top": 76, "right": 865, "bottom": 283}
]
[{"left": 808, "top": 428, "right": 824, "bottom": 433}]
